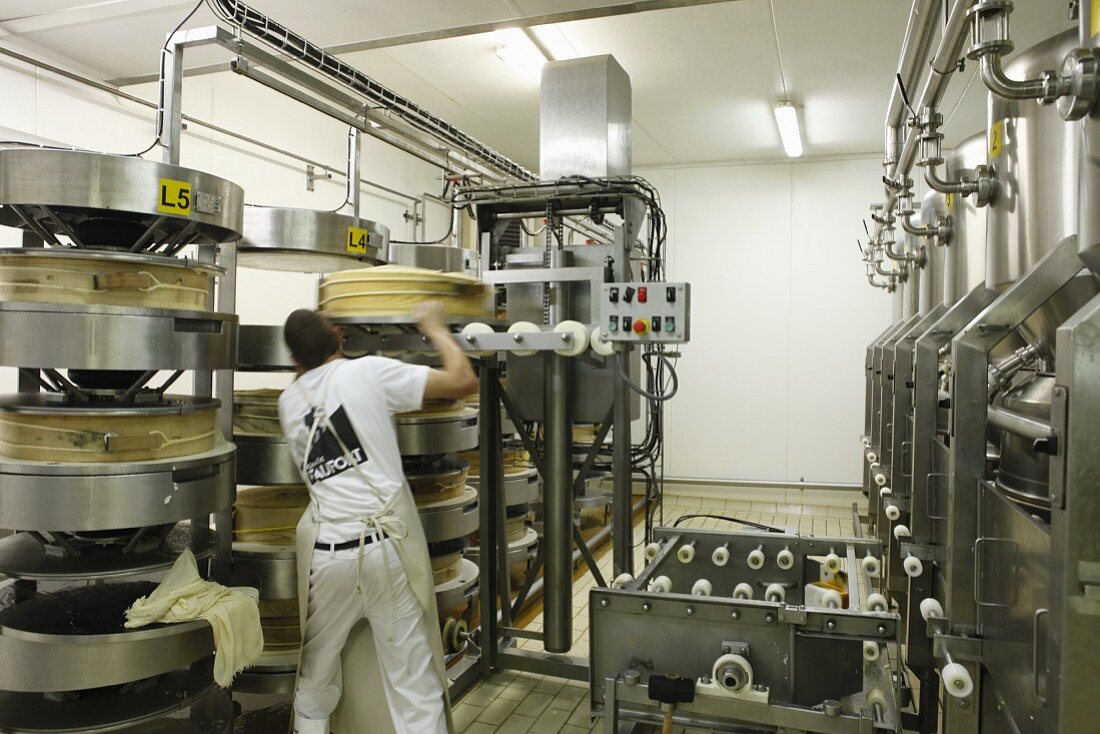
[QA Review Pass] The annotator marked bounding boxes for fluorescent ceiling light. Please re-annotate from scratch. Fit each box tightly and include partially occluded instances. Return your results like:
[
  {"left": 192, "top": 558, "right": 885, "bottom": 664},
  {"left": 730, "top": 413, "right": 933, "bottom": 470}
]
[
  {"left": 773, "top": 101, "right": 803, "bottom": 158},
  {"left": 530, "top": 25, "right": 578, "bottom": 61},
  {"left": 493, "top": 28, "right": 548, "bottom": 75}
]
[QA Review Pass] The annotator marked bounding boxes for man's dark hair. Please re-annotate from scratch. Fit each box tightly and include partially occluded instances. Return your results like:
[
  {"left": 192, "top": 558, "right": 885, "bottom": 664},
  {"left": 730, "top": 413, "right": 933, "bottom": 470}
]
[{"left": 284, "top": 309, "right": 340, "bottom": 370}]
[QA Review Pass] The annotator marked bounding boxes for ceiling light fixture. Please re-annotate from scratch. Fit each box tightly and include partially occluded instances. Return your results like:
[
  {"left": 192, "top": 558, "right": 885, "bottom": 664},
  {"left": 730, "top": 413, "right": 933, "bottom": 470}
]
[{"left": 773, "top": 101, "right": 803, "bottom": 158}]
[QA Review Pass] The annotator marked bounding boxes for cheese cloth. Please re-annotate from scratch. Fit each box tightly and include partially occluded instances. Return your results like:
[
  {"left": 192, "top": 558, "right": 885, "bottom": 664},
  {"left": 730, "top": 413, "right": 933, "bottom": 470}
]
[{"left": 124, "top": 549, "right": 264, "bottom": 687}]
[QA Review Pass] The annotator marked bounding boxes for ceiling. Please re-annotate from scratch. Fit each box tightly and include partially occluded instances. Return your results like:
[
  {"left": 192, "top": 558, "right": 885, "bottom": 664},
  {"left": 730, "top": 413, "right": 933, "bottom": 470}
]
[{"left": 0, "top": 0, "right": 1074, "bottom": 171}]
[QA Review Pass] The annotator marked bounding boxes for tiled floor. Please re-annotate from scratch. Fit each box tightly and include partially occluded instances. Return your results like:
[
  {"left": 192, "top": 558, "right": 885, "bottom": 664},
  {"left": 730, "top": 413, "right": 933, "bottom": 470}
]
[{"left": 452, "top": 489, "right": 864, "bottom": 734}]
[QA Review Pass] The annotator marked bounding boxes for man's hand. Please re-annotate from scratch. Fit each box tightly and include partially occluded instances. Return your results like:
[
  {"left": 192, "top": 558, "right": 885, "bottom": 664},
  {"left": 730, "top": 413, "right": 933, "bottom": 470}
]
[{"left": 413, "top": 301, "right": 447, "bottom": 335}]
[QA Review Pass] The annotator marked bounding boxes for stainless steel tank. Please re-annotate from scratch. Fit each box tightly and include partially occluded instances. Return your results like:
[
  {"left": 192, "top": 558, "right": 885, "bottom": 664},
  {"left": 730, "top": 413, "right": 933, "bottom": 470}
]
[
  {"left": 1080, "top": 18, "right": 1100, "bottom": 274},
  {"left": 918, "top": 191, "right": 946, "bottom": 313},
  {"left": 986, "top": 29, "right": 1099, "bottom": 358},
  {"left": 995, "top": 373, "right": 1055, "bottom": 508},
  {"left": 942, "top": 132, "right": 989, "bottom": 305},
  {"left": 900, "top": 226, "right": 921, "bottom": 319}
]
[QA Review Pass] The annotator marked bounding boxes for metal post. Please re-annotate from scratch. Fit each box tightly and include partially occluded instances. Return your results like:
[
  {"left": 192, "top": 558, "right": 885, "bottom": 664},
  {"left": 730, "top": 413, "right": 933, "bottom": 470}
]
[
  {"left": 477, "top": 357, "right": 503, "bottom": 673},
  {"left": 342, "top": 127, "right": 361, "bottom": 217},
  {"left": 543, "top": 349, "right": 574, "bottom": 653},
  {"left": 212, "top": 242, "right": 237, "bottom": 579},
  {"left": 161, "top": 33, "right": 185, "bottom": 165}
]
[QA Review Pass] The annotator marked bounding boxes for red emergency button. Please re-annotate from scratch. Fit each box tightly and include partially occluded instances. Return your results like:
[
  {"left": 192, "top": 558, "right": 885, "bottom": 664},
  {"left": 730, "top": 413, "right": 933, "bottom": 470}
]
[
  {"left": 638, "top": 286, "right": 648, "bottom": 303},
  {"left": 632, "top": 318, "right": 649, "bottom": 335}
]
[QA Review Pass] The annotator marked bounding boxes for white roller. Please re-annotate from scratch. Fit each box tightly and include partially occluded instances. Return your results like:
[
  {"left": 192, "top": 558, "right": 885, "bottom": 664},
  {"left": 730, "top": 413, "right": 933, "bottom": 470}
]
[
  {"left": 861, "top": 555, "right": 882, "bottom": 578},
  {"left": 942, "top": 663, "right": 974, "bottom": 698},
  {"left": 589, "top": 326, "right": 615, "bottom": 356},
  {"left": 506, "top": 321, "right": 540, "bottom": 357},
  {"left": 460, "top": 322, "right": 495, "bottom": 357},
  {"left": 648, "top": 575, "right": 672, "bottom": 594},
  {"left": 879, "top": 486, "right": 892, "bottom": 498},
  {"left": 733, "top": 582, "right": 753, "bottom": 600},
  {"left": 746, "top": 547, "right": 765, "bottom": 570},
  {"left": 712, "top": 544, "right": 730, "bottom": 567},
  {"left": 691, "top": 579, "right": 713, "bottom": 597},
  {"left": 611, "top": 573, "right": 634, "bottom": 589},
  {"left": 866, "top": 688, "right": 887, "bottom": 707},
  {"left": 553, "top": 319, "right": 590, "bottom": 357},
  {"left": 866, "top": 592, "right": 889, "bottom": 613},
  {"left": 776, "top": 547, "right": 795, "bottom": 570},
  {"left": 874, "top": 472, "right": 888, "bottom": 487},
  {"left": 765, "top": 583, "right": 785, "bottom": 603},
  {"left": 903, "top": 555, "right": 924, "bottom": 578},
  {"left": 823, "top": 552, "right": 843, "bottom": 575},
  {"left": 677, "top": 542, "right": 696, "bottom": 564},
  {"left": 644, "top": 542, "right": 662, "bottom": 563},
  {"left": 919, "top": 598, "right": 944, "bottom": 621},
  {"left": 866, "top": 451, "right": 878, "bottom": 464},
  {"left": 819, "top": 588, "right": 843, "bottom": 609},
  {"left": 884, "top": 503, "right": 901, "bottom": 521},
  {"left": 863, "top": 641, "right": 881, "bottom": 662},
  {"left": 893, "top": 524, "right": 911, "bottom": 541},
  {"left": 861, "top": 436, "right": 871, "bottom": 448}
]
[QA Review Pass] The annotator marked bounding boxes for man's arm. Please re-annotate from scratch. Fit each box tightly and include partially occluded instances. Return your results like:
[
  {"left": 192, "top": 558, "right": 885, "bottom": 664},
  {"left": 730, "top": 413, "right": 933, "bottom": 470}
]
[{"left": 414, "top": 301, "right": 479, "bottom": 400}]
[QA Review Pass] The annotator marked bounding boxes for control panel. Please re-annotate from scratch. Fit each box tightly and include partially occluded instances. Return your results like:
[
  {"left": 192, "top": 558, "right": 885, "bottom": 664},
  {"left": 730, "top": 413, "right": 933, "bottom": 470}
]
[{"left": 599, "top": 282, "right": 691, "bottom": 343}]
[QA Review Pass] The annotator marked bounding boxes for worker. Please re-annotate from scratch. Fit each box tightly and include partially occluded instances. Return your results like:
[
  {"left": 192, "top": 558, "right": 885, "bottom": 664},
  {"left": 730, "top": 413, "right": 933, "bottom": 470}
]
[{"left": 278, "top": 303, "right": 476, "bottom": 734}]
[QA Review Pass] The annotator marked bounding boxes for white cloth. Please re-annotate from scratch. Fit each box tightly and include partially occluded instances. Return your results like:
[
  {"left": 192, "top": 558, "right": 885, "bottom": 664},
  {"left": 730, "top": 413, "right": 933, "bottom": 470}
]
[
  {"left": 278, "top": 357, "right": 429, "bottom": 543},
  {"left": 294, "top": 541, "right": 447, "bottom": 734},
  {"left": 124, "top": 549, "right": 263, "bottom": 687}
]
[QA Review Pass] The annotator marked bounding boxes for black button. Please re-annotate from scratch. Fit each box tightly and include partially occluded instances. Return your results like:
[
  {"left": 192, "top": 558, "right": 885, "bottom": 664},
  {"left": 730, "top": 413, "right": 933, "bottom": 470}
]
[
  {"left": 609, "top": 287, "right": 619, "bottom": 303},
  {"left": 622, "top": 317, "right": 633, "bottom": 331},
  {"left": 666, "top": 286, "right": 676, "bottom": 302},
  {"left": 652, "top": 316, "right": 662, "bottom": 331},
  {"left": 624, "top": 286, "right": 635, "bottom": 303}
]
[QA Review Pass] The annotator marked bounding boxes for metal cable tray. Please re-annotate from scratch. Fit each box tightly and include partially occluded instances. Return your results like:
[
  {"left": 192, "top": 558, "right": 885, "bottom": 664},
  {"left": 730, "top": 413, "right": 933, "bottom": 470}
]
[
  {"left": 0, "top": 524, "right": 217, "bottom": 581},
  {"left": 0, "top": 441, "right": 235, "bottom": 531},
  {"left": 0, "top": 149, "right": 244, "bottom": 246},
  {"left": 239, "top": 206, "right": 388, "bottom": 272},
  {"left": 0, "top": 583, "right": 215, "bottom": 693},
  {"left": 433, "top": 557, "right": 480, "bottom": 611},
  {"left": 468, "top": 467, "right": 540, "bottom": 508},
  {"left": 417, "top": 488, "right": 479, "bottom": 543},
  {"left": 0, "top": 302, "right": 238, "bottom": 370},
  {"left": 0, "top": 658, "right": 228, "bottom": 734}
]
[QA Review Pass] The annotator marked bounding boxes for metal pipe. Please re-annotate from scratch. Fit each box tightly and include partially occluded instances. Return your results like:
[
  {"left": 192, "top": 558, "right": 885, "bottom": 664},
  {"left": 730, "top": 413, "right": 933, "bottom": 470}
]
[
  {"left": 987, "top": 405, "right": 1056, "bottom": 443},
  {"left": 542, "top": 351, "right": 574, "bottom": 653},
  {"left": 343, "top": 127, "right": 361, "bottom": 216},
  {"left": 871, "top": 0, "right": 976, "bottom": 245},
  {"left": 506, "top": 498, "right": 645, "bottom": 620},
  {"left": 885, "top": 0, "right": 941, "bottom": 163}
]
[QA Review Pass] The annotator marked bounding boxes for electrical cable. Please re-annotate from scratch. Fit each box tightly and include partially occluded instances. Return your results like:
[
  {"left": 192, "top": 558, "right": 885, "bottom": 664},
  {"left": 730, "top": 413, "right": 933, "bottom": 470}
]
[
  {"left": 672, "top": 513, "right": 785, "bottom": 534},
  {"left": 616, "top": 351, "right": 678, "bottom": 402}
]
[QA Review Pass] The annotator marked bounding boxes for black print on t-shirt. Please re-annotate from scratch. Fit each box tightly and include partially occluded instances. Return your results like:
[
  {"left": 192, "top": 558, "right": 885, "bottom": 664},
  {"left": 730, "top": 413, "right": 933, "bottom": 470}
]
[{"left": 302, "top": 406, "right": 369, "bottom": 484}]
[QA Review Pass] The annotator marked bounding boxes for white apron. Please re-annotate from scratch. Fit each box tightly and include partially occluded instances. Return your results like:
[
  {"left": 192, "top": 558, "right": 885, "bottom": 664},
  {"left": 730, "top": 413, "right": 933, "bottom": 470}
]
[{"left": 289, "top": 365, "right": 454, "bottom": 734}]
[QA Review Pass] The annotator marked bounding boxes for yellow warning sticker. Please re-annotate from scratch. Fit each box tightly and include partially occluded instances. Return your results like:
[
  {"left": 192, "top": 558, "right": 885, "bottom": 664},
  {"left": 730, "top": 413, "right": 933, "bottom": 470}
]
[
  {"left": 1093, "top": 0, "right": 1099, "bottom": 40},
  {"left": 945, "top": 193, "right": 955, "bottom": 209},
  {"left": 157, "top": 178, "right": 192, "bottom": 217},
  {"left": 346, "top": 226, "right": 368, "bottom": 254},
  {"left": 989, "top": 120, "right": 1004, "bottom": 160}
]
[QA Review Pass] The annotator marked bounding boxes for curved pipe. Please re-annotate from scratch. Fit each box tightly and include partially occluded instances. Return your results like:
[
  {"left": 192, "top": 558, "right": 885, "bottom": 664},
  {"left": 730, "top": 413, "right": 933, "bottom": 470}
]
[
  {"left": 979, "top": 50, "right": 1062, "bottom": 102},
  {"left": 868, "top": 273, "right": 897, "bottom": 291}
]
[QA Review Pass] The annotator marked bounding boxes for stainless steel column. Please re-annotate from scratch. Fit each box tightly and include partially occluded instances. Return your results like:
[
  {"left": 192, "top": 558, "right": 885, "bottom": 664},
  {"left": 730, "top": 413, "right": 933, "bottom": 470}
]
[
  {"left": 611, "top": 351, "right": 632, "bottom": 577},
  {"left": 543, "top": 350, "right": 573, "bottom": 653},
  {"left": 478, "top": 358, "right": 503, "bottom": 672},
  {"left": 342, "top": 127, "right": 361, "bottom": 217}
]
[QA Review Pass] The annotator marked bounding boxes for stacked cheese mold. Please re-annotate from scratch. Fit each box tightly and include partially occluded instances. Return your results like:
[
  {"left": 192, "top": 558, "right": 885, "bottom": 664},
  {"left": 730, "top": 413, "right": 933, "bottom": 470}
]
[
  {"left": 0, "top": 149, "right": 243, "bottom": 733},
  {"left": 318, "top": 264, "right": 491, "bottom": 319}
]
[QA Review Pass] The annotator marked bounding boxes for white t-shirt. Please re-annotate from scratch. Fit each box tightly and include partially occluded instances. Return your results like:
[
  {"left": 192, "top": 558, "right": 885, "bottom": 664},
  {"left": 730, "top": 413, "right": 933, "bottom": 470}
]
[{"left": 278, "top": 356, "right": 430, "bottom": 543}]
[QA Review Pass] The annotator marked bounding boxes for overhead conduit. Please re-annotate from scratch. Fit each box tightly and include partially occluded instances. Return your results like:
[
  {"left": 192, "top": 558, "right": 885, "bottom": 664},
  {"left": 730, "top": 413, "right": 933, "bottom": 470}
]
[{"left": 205, "top": 0, "right": 538, "bottom": 183}]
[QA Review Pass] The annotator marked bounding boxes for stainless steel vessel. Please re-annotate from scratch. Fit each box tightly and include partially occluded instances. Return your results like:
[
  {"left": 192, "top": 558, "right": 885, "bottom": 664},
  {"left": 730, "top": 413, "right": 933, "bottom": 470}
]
[
  {"left": 943, "top": 132, "right": 989, "bottom": 305},
  {"left": 239, "top": 205, "right": 387, "bottom": 272}
]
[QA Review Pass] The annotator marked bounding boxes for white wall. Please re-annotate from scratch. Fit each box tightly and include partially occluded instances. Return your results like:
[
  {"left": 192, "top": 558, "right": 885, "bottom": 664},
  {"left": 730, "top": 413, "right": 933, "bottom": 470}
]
[{"left": 640, "top": 157, "right": 894, "bottom": 486}]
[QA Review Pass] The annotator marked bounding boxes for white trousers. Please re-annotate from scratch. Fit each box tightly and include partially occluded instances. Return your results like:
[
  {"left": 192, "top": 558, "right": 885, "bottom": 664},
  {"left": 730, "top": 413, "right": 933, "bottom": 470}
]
[{"left": 293, "top": 539, "right": 447, "bottom": 734}]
